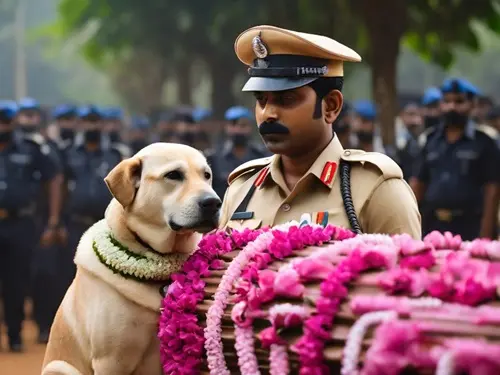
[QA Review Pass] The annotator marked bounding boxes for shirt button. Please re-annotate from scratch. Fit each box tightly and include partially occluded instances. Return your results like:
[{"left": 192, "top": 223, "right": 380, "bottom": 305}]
[
  {"left": 281, "top": 203, "right": 291, "bottom": 212},
  {"left": 344, "top": 150, "right": 351, "bottom": 156}
]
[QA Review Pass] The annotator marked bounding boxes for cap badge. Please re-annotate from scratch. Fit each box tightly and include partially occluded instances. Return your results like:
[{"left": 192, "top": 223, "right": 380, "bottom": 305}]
[{"left": 252, "top": 33, "right": 268, "bottom": 59}]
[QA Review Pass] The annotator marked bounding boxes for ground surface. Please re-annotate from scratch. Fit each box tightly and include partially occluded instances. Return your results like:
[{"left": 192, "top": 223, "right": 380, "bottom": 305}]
[{"left": 0, "top": 302, "right": 46, "bottom": 375}]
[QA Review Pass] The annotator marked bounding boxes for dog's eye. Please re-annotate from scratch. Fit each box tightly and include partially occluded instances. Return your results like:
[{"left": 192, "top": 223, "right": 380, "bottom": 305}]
[
  {"left": 164, "top": 170, "right": 184, "bottom": 181},
  {"left": 204, "top": 172, "right": 211, "bottom": 180}
]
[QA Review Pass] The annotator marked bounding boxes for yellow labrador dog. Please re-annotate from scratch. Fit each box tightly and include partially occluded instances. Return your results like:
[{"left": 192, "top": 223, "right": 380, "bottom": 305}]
[{"left": 42, "top": 143, "right": 221, "bottom": 375}]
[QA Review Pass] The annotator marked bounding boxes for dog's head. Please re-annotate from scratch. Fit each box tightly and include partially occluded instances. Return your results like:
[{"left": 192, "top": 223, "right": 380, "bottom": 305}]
[{"left": 104, "top": 143, "right": 221, "bottom": 240}]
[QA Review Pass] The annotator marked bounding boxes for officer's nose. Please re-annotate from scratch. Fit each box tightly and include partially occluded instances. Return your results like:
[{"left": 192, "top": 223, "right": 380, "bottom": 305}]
[{"left": 198, "top": 194, "right": 222, "bottom": 215}]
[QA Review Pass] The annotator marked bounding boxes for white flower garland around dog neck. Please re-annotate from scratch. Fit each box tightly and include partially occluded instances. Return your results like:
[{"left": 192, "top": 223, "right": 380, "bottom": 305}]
[{"left": 91, "top": 220, "right": 189, "bottom": 282}]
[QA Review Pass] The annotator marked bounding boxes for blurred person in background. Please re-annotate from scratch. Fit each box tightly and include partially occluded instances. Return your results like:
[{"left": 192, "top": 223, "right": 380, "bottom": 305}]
[
  {"left": 351, "top": 100, "right": 385, "bottom": 153},
  {"left": 170, "top": 109, "right": 200, "bottom": 148},
  {"left": 155, "top": 112, "right": 179, "bottom": 143},
  {"left": 208, "top": 105, "right": 269, "bottom": 199},
  {"left": 473, "top": 94, "right": 494, "bottom": 125},
  {"left": 410, "top": 78, "right": 500, "bottom": 240},
  {"left": 52, "top": 104, "right": 78, "bottom": 149},
  {"left": 0, "top": 101, "right": 62, "bottom": 351},
  {"left": 61, "top": 106, "right": 124, "bottom": 293},
  {"left": 395, "top": 102, "right": 423, "bottom": 182},
  {"left": 420, "top": 87, "right": 442, "bottom": 131},
  {"left": 192, "top": 107, "right": 214, "bottom": 152},
  {"left": 333, "top": 101, "right": 353, "bottom": 148},
  {"left": 103, "top": 107, "right": 131, "bottom": 159},
  {"left": 128, "top": 115, "right": 151, "bottom": 154}
]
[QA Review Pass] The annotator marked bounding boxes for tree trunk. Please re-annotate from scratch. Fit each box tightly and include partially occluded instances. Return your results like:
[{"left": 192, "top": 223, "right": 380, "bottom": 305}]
[
  {"left": 207, "top": 54, "right": 237, "bottom": 119},
  {"left": 110, "top": 50, "right": 168, "bottom": 113},
  {"left": 359, "top": 0, "right": 407, "bottom": 147},
  {"left": 176, "top": 58, "right": 192, "bottom": 106}
]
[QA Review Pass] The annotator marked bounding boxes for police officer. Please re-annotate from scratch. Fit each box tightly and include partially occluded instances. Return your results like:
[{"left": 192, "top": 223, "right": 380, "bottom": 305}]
[
  {"left": 53, "top": 104, "right": 78, "bottom": 149},
  {"left": 16, "top": 98, "right": 66, "bottom": 343},
  {"left": 420, "top": 87, "right": 442, "bottom": 131},
  {"left": 128, "top": 115, "right": 151, "bottom": 154},
  {"left": 62, "top": 106, "right": 123, "bottom": 291},
  {"left": 192, "top": 107, "right": 213, "bottom": 152},
  {"left": 219, "top": 25, "right": 420, "bottom": 238},
  {"left": 103, "top": 107, "right": 131, "bottom": 159},
  {"left": 0, "top": 101, "right": 62, "bottom": 351},
  {"left": 351, "top": 100, "right": 386, "bottom": 154},
  {"left": 208, "top": 106, "right": 269, "bottom": 199},
  {"left": 155, "top": 112, "right": 179, "bottom": 143},
  {"left": 396, "top": 103, "right": 423, "bottom": 182},
  {"left": 171, "top": 109, "right": 199, "bottom": 148},
  {"left": 410, "top": 78, "right": 500, "bottom": 240}
]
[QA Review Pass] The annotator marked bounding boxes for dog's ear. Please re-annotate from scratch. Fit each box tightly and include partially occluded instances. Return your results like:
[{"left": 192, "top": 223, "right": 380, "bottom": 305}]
[{"left": 104, "top": 158, "right": 142, "bottom": 208}]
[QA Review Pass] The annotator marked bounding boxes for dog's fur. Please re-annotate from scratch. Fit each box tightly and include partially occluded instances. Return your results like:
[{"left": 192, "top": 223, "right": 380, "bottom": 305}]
[{"left": 42, "top": 143, "right": 221, "bottom": 375}]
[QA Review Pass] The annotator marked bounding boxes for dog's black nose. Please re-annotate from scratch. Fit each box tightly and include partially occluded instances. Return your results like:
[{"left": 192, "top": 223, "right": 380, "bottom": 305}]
[{"left": 198, "top": 195, "right": 222, "bottom": 212}]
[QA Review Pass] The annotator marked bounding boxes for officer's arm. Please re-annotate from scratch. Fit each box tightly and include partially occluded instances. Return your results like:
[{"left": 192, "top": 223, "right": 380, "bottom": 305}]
[
  {"left": 478, "top": 137, "right": 500, "bottom": 239},
  {"left": 218, "top": 188, "right": 232, "bottom": 229},
  {"left": 361, "top": 178, "right": 422, "bottom": 240},
  {"left": 39, "top": 147, "right": 64, "bottom": 228}
]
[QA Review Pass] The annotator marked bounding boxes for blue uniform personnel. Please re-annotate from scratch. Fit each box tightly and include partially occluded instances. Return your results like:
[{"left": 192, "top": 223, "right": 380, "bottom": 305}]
[
  {"left": 128, "top": 115, "right": 150, "bottom": 154},
  {"left": 60, "top": 106, "right": 123, "bottom": 290},
  {"left": 0, "top": 101, "right": 61, "bottom": 351},
  {"left": 208, "top": 106, "right": 269, "bottom": 199},
  {"left": 103, "top": 107, "right": 131, "bottom": 159},
  {"left": 412, "top": 78, "right": 500, "bottom": 240}
]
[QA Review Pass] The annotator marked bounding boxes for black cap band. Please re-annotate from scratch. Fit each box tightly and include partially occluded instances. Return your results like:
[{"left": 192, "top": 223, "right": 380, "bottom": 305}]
[{"left": 248, "top": 54, "right": 329, "bottom": 78}]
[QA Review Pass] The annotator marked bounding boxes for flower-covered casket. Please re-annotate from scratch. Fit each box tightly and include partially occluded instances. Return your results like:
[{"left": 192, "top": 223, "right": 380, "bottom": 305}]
[{"left": 159, "top": 221, "right": 500, "bottom": 375}]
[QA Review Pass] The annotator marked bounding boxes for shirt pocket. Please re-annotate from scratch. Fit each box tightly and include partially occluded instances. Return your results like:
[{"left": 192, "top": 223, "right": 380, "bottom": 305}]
[{"left": 226, "top": 218, "right": 262, "bottom": 231}]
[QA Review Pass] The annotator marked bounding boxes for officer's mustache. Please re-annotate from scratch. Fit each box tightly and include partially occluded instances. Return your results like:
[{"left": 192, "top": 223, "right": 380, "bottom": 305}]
[{"left": 258, "top": 121, "right": 290, "bottom": 135}]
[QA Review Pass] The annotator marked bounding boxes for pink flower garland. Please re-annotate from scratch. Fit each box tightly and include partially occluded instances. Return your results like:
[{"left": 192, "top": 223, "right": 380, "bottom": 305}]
[
  {"left": 158, "top": 228, "right": 263, "bottom": 375},
  {"left": 229, "top": 224, "right": 354, "bottom": 375},
  {"left": 379, "top": 251, "right": 498, "bottom": 306},
  {"left": 204, "top": 227, "right": 277, "bottom": 375},
  {"left": 291, "top": 238, "right": 395, "bottom": 375},
  {"left": 361, "top": 319, "right": 500, "bottom": 375}
]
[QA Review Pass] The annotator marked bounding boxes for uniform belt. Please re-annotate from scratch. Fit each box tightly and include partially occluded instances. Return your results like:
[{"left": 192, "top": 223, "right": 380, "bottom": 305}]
[
  {"left": 70, "top": 214, "right": 99, "bottom": 226},
  {"left": 0, "top": 205, "right": 36, "bottom": 220},
  {"left": 434, "top": 209, "right": 480, "bottom": 222}
]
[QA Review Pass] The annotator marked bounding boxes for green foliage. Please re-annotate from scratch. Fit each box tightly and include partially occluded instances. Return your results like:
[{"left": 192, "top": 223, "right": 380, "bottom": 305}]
[{"left": 403, "top": 0, "right": 500, "bottom": 68}]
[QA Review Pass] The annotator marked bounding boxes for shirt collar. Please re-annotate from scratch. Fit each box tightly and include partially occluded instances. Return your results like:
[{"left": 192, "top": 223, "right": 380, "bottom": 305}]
[
  {"left": 436, "top": 119, "right": 476, "bottom": 140},
  {"left": 263, "top": 136, "right": 344, "bottom": 190}
]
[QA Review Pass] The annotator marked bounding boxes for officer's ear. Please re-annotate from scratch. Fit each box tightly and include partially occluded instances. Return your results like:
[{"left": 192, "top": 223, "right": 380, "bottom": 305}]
[{"left": 104, "top": 157, "right": 142, "bottom": 208}]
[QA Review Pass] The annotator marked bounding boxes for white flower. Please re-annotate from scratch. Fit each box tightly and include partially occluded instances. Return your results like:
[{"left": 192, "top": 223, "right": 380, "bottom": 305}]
[{"left": 91, "top": 220, "right": 188, "bottom": 282}]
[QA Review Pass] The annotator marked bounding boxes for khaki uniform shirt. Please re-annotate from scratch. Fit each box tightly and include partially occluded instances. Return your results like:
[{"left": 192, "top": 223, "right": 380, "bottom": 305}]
[{"left": 219, "top": 137, "right": 421, "bottom": 239}]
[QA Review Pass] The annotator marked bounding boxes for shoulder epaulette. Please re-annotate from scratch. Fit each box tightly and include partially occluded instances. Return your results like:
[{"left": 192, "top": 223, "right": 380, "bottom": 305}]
[
  {"left": 228, "top": 156, "right": 273, "bottom": 185},
  {"left": 417, "top": 127, "right": 436, "bottom": 148},
  {"left": 341, "top": 149, "right": 403, "bottom": 179},
  {"left": 111, "top": 143, "right": 131, "bottom": 159},
  {"left": 476, "top": 124, "right": 499, "bottom": 140},
  {"left": 24, "top": 133, "right": 51, "bottom": 155}
]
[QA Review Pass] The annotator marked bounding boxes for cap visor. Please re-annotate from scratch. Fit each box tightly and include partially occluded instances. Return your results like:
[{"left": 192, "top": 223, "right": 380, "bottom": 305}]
[{"left": 242, "top": 77, "right": 318, "bottom": 92}]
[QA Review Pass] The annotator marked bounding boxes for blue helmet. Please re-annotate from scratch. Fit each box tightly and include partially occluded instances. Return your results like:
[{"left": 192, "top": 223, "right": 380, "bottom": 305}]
[
  {"left": 353, "top": 100, "right": 377, "bottom": 121},
  {"left": 104, "top": 107, "right": 124, "bottom": 121},
  {"left": 441, "top": 78, "right": 481, "bottom": 97},
  {"left": 224, "top": 106, "right": 253, "bottom": 121},
  {"left": 130, "top": 115, "right": 150, "bottom": 130},
  {"left": 0, "top": 100, "right": 18, "bottom": 121},
  {"left": 78, "top": 105, "right": 103, "bottom": 120},
  {"left": 192, "top": 107, "right": 213, "bottom": 122},
  {"left": 18, "top": 97, "right": 40, "bottom": 111},
  {"left": 52, "top": 104, "right": 77, "bottom": 119},
  {"left": 421, "top": 87, "right": 442, "bottom": 106}
]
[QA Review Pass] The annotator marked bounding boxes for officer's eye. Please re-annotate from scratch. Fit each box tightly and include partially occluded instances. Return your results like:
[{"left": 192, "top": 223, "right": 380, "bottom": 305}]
[
  {"left": 204, "top": 171, "right": 211, "bottom": 180},
  {"left": 254, "top": 92, "right": 267, "bottom": 106},
  {"left": 164, "top": 170, "right": 184, "bottom": 181}
]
